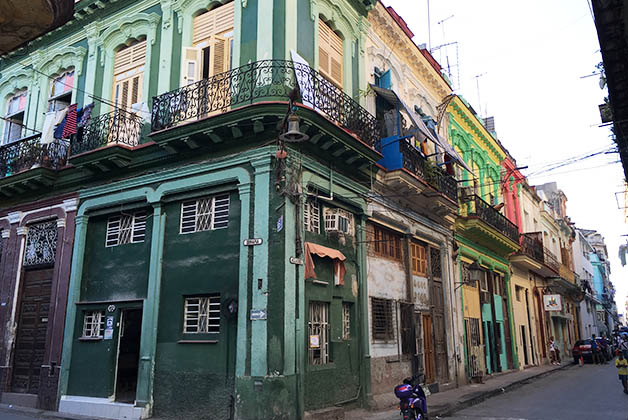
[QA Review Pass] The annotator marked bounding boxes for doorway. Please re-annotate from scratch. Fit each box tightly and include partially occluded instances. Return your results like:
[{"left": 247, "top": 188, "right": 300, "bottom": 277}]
[
  {"left": 115, "top": 308, "right": 142, "bottom": 403},
  {"left": 422, "top": 314, "right": 435, "bottom": 383},
  {"left": 520, "top": 325, "right": 529, "bottom": 366}
]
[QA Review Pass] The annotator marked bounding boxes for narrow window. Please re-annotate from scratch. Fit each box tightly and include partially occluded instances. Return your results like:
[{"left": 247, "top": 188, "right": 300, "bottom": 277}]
[
  {"left": 180, "top": 194, "right": 230, "bottom": 234},
  {"left": 308, "top": 301, "right": 330, "bottom": 364},
  {"left": 48, "top": 70, "right": 74, "bottom": 112},
  {"left": 318, "top": 18, "right": 343, "bottom": 88},
  {"left": 303, "top": 198, "right": 320, "bottom": 233},
  {"left": 113, "top": 40, "right": 146, "bottom": 111},
  {"left": 515, "top": 286, "right": 522, "bottom": 302},
  {"left": 342, "top": 303, "right": 351, "bottom": 340},
  {"left": 371, "top": 225, "right": 402, "bottom": 260},
  {"left": 371, "top": 297, "right": 395, "bottom": 341},
  {"left": 184, "top": 1, "right": 235, "bottom": 87},
  {"left": 411, "top": 243, "right": 427, "bottom": 276},
  {"left": 183, "top": 295, "right": 221, "bottom": 334},
  {"left": 82, "top": 311, "right": 105, "bottom": 338},
  {"left": 3, "top": 91, "right": 27, "bottom": 144},
  {"left": 105, "top": 211, "right": 147, "bottom": 247}
]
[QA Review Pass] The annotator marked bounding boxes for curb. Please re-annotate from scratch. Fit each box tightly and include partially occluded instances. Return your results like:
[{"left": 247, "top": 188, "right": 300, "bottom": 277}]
[
  {"left": 429, "top": 364, "right": 573, "bottom": 418},
  {"left": 0, "top": 403, "right": 107, "bottom": 420}
]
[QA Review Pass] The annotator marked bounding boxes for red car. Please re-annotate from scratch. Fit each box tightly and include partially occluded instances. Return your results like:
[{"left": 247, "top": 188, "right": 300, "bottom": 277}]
[{"left": 572, "top": 339, "right": 593, "bottom": 363}]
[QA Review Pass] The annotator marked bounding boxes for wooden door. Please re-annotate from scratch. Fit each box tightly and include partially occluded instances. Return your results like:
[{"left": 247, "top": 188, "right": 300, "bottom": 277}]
[
  {"left": 422, "top": 314, "right": 435, "bottom": 384},
  {"left": 11, "top": 269, "right": 52, "bottom": 393}
]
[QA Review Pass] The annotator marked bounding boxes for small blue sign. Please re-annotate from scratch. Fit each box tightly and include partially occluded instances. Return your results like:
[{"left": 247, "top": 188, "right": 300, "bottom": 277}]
[
  {"left": 250, "top": 309, "right": 267, "bottom": 320},
  {"left": 277, "top": 215, "right": 284, "bottom": 232}
]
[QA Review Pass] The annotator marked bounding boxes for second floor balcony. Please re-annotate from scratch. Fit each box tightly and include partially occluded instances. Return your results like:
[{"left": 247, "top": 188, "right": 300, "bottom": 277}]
[
  {"left": 458, "top": 194, "right": 520, "bottom": 254},
  {"left": 512, "top": 232, "right": 561, "bottom": 277},
  {"left": 69, "top": 109, "right": 143, "bottom": 170},
  {"left": 0, "top": 134, "right": 69, "bottom": 194},
  {"left": 151, "top": 59, "right": 380, "bottom": 150}
]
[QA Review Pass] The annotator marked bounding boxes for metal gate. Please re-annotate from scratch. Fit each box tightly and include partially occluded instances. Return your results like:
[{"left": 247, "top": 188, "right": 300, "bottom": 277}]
[{"left": 11, "top": 269, "right": 52, "bottom": 393}]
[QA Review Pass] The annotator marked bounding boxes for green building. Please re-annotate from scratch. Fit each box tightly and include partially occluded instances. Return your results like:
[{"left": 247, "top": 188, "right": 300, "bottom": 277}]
[{"left": 0, "top": 0, "right": 382, "bottom": 418}]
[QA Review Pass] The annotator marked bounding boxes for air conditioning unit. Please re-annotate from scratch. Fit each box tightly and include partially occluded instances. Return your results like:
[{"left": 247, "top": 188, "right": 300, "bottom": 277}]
[{"left": 325, "top": 209, "right": 351, "bottom": 234}]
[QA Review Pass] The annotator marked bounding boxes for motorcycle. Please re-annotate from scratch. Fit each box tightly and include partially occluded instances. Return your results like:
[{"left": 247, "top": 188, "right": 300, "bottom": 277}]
[{"left": 394, "top": 374, "right": 428, "bottom": 420}]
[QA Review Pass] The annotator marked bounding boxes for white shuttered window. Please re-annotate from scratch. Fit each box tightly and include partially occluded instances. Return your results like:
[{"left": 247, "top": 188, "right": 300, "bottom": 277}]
[
  {"left": 105, "top": 211, "right": 147, "bottom": 247},
  {"left": 113, "top": 40, "right": 146, "bottom": 110},
  {"left": 183, "top": 2, "right": 234, "bottom": 86},
  {"left": 318, "top": 18, "right": 343, "bottom": 88}
]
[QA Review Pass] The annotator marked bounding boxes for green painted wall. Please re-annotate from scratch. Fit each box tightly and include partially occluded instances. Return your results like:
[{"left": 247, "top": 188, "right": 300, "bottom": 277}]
[
  {"left": 81, "top": 212, "right": 153, "bottom": 302},
  {"left": 170, "top": 12, "right": 183, "bottom": 91},
  {"left": 302, "top": 218, "right": 360, "bottom": 411},
  {"left": 296, "top": 1, "right": 314, "bottom": 64},
  {"left": 152, "top": 191, "right": 241, "bottom": 419},
  {"left": 239, "top": 2, "right": 258, "bottom": 65},
  {"left": 273, "top": 0, "right": 286, "bottom": 60}
]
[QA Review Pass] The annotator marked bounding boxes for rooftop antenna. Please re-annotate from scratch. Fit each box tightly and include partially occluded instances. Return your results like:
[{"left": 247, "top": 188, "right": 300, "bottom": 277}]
[
  {"left": 436, "top": 14, "right": 454, "bottom": 62},
  {"left": 427, "top": 0, "right": 432, "bottom": 51},
  {"left": 474, "top": 72, "right": 487, "bottom": 117}
]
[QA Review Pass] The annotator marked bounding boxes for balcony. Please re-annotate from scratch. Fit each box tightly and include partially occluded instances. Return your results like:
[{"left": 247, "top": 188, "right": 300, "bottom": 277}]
[
  {"left": 511, "top": 232, "right": 561, "bottom": 277},
  {"left": 69, "top": 109, "right": 143, "bottom": 171},
  {"left": 559, "top": 263, "right": 576, "bottom": 283},
  {"left": 457, "top": 194, "right": 520, "bottom": 254},
  {"left": 150, "top": 60, "right": 381, "bottom": 153},
  {"left": 0, "top": 134, "right": 69, "bottom": 195},
  {"left": 398, "top": 140, "right": 458, "bottom": 201}
]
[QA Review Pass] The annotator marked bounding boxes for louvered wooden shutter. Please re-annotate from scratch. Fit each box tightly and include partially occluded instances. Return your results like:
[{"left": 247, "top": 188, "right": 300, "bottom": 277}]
[
  {"left": 193, "top": 2, "right": 234, "bottom": 44},
  {"left": 318, "top": 19, "right": 343, "bottom": 88},
  {"left": 113, "top": 41, "right": 146, "bottom": 109},
  {"left": 181, "top": 47, "right": 202, "bottom": 86}
]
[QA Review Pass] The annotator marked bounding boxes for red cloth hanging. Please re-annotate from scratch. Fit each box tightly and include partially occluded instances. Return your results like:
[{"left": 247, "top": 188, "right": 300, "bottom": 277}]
[
  {"left": 62, "top": 104, "right": 78, "bottom": 138},
  {"left": 304, "top": 242, "right": 347, "bottom": 286}
]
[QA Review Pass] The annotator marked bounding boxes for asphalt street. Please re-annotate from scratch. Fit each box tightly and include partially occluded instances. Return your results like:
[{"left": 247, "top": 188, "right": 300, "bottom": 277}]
[{"left": 444, "top": 361, "right": 628, "bottom": 420}]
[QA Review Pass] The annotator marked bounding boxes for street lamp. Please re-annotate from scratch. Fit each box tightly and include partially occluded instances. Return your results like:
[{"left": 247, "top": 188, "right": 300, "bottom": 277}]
[{"left": 468, "top": 261, "right": 484, "bottom": 285}]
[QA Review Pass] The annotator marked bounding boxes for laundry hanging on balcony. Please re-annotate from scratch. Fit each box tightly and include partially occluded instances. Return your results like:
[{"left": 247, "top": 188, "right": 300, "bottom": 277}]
[
  {"left": 41, "top": 108, "right": 68, "bottom": 144},
  {"left": 370, "top": 84, "right": 473, "bottom": 173},
  {"left": 304, "top": 242, "right": 347, "bottom": 286}
]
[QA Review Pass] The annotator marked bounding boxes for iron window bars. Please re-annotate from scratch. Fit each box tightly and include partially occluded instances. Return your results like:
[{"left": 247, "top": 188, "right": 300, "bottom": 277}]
[
  {"left": 82, "top": 311, "right": 105, "bottom": 338},
  {"left": 105, "top": 211, "right": 147, "bottom": 247},
  {"left": 308, "top": 301, "right": 330, "bottom": 365},
  {"left": 184, "top": 295, "right": 221, "bottom": 334},
  {"left": 180, "top": 194, "right": 230, "bottom": 234},
  {"left": 23, "top": 220, "right": 58, "bottom": 267},
  {"left": 151, "top": 60, "right": 381, "bottom": 149}
]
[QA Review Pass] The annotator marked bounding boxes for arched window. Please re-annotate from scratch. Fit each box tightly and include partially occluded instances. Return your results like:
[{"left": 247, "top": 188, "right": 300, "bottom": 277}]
[
  {"left": 3, "top": 90, "right": 27, "bottom": 144},
  {"left": 48, "top": 69, "right": 74, "bottom": 112},
  {"left": 182, "top": 2, "right": 234, "bottom": 86},
  {"left": 113, "top": 39, "right": 147, "bottom": 111},
  {"left": 318, "top": 18, "right": 343, "bottom": 88}
]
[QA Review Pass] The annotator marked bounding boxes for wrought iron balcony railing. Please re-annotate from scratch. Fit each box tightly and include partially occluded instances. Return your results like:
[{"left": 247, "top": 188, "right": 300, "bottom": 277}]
[
  {"left": 151, "top": 59, "right": 381, "bottom": 148},
  {"left": 543, "top": 247, "right": 560, "bottom": 274},
  {"left": 70, "top": 109, "right": 143, "bottom": 156},
  {"left": 0, "top": 134, "right": 69, "bottom": 179},
  {"left": 520, "top": 232, "right": 544, "bottom": 263},
  {"left": 399, "top": 139, "right": 458, "bottom": 201},
  {"left": 464, "top": 195, "right": 519, "bottom": 243}
]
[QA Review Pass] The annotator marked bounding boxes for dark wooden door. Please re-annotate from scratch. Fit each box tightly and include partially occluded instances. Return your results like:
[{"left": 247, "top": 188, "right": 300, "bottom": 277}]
[
  {"left": 422, "top": 314, "right": 435, "bottom": 384},
  {"left": 501, "top": 290, "right": 514, "bottom": 370},
  {"left": 11, "top": 269, "right": 52, "bottom": 393},
  {"left": 429, "top": 248, "right": 448, "bottom": 383}
]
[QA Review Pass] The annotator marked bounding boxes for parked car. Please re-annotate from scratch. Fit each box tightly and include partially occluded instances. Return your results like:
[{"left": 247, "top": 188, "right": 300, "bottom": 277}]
[{"left": 572, "top": 339, "right": 593, "bottom": 364}]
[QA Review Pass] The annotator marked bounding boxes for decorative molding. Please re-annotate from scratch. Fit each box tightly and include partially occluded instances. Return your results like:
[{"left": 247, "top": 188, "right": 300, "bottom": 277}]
[
  {"left": 241, "top": 0, "right": 247, "bottom": 7},
  {"left": 57, "top": 219, "right": 67, "bottom": 229},
  {"left": 7, "top": 212, "right": 22, "bottom": 225},
  {"left": 0, "top": 69, "right": 34, "bottom": 100},
  {"left": 40, "top": 45, "right": 88, "bottom": 77},
  {"left": 174, "top": 0, "right": 231, "bottom": 34},
  {"left": 1, "top": 230, "right": 9, "bottom": 239},
  {"left": 99, "top": 12, "right": 161, "bottom": 66},
  {"left": 63, "top": 198, "right": 79, "bottom": 213},
  {"left": 16, "top": 227, "right": 28, "bottom": 236},
  {"left": 160, "top": 0, "right": 174, "bottom": 29}
]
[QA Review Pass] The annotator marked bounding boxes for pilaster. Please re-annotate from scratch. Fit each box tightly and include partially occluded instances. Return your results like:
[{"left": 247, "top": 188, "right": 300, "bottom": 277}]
[
  {"left": 158, "top": 0, "right": 175, "bottom": 94},
  {"left": 256, "top": 0, "right": 274, "bottom": 60},
  {"left": 83, "top": 22, "right": 101, "bottom": 106}
]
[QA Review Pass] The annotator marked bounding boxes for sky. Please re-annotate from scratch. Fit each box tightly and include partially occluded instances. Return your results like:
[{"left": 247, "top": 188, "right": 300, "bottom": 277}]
[{"left": 381, "top": 0, "right": 627, "bottom": 317}]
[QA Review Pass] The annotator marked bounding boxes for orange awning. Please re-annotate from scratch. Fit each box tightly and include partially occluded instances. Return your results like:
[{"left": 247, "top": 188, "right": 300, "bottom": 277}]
[{"left": 304, "top": 242, "right": 347, "bottom": 286}]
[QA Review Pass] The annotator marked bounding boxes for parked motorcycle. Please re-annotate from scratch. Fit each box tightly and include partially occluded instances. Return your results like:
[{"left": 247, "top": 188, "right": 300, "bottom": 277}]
[{"left": 394, "top": 374, "right": 428, "bottom": 420}]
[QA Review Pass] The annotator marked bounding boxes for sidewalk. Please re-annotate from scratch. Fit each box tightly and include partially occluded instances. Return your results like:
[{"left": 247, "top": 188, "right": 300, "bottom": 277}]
[{"left": 346, "top": 362, "right": 572, "bottom": 420}]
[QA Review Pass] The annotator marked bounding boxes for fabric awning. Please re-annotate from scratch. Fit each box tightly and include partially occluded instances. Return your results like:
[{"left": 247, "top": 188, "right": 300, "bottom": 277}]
[
  {"left": 370, "top": 84, "right": 473, "bottom": 173},
  {"left": 304, "top": 242, "right": 346, "bottom": 286}
]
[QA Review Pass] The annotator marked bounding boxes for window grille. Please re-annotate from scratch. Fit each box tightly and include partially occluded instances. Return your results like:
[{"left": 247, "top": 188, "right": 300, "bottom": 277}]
[
  {"left": 342, "top": 303, "right": 351, "bottom": 340},
  {"left": 180, "top": 194, "right": 230, "bottom": 234},
  {"left": 430, "top": 247, "right": 442, "bottom": 278},
  {"left": 371, "top": 297, "right": 395, "bottom": 341},
  {"left": 411, "top": 243, "right": 427, "bottom": 276},
  {"left": 23, "top": 220, "right": 58, "bottom": 267},
  {"left": 303, "top": 199, "right": 320, "bottom": 233},
  {"left": 461, "top": 262, "right": 474, "bottom": 287},
  {"left": 106, "top": 211, "right": 147, "bottom": 247},
  {"left": 308, "top": 301, "right": 330, "bottom": 365},
  {"left": 82, "top": 311, "right": 105, "bottom": 338},
  {"left": 184, "top": 294, "right": 221, "bottom": 334}
]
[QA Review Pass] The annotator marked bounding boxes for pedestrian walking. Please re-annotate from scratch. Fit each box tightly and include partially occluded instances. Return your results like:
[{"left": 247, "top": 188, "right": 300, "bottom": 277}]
[
  {"left": 549, "top": 336, "right": 560, "bottom": 365},
  {"left": 619, "top": 336, "right": 628, "bottom": 359},
  {"left": 591, "top": 335, "right": 602, "bottom": 365},
  {"left": 615, "top": 350, "right": 628, "bottom": 394}
]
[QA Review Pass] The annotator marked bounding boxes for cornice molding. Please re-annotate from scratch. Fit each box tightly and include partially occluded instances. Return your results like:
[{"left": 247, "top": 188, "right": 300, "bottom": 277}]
[{"left": 98, "top": 12, "right": 161, "bottom": 66}]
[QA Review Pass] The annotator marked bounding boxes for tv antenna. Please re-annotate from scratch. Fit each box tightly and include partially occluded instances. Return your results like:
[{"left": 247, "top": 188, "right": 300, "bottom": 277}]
[{"left": 474, "top": 72, "right": 487, "bottom": 117}]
